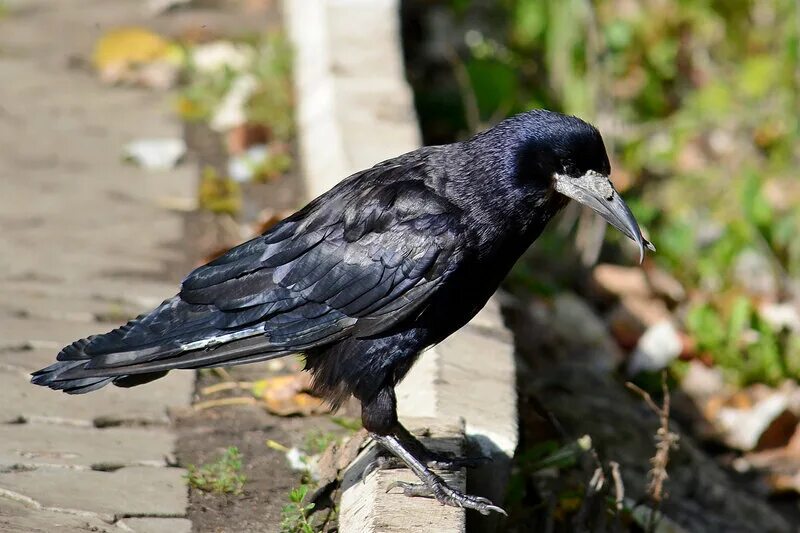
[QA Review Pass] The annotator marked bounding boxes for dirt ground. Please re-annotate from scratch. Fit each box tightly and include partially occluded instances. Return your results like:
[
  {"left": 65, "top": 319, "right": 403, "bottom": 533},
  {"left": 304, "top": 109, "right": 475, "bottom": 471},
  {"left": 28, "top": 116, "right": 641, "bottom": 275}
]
[{"left": 174, "top": 361, "right": 352, "bottom": 533}]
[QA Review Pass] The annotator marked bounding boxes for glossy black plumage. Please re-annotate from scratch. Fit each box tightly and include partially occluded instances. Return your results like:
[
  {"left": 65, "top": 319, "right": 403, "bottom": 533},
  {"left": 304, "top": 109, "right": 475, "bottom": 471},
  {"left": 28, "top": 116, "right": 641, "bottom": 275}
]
[{"left": 32, "top": 110, "right": 651, "bottom": 514}]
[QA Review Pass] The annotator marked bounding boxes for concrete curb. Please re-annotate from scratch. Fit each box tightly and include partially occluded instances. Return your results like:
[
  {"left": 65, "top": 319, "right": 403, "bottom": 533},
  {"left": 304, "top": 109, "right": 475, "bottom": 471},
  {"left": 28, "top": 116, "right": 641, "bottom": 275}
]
[{"left": 285, "top": 1, "right": 518, "bottom": 530}]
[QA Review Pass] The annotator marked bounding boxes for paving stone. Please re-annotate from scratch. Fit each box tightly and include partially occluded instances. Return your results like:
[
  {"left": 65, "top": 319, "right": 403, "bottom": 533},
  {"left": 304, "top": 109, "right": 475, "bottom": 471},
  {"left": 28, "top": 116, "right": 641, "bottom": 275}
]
[
  {"left": 395, "top": 348, "right": 439, "bottom": 419},
  {"left": 0, "top": 466, "right": 188, "bottom": 519},
  {"left": 117, "top": 517, "right": 192, "bottom": 533},
  {"left": 0, "top": 317, "right": 101, "bottom": 350},
  {"left": 0, "top": 1, "right": 194, "bottom": 527},
  {"left": 2, "top": 348, "right": 81, "bottom": 374},
  {"left": 0, "top": 424, "right": 174, "bottom": 469},
  {"left": 286, "top": 0, "right": 420, "bottom": 198},
  {"left": 436, "top": 327, "right": 517, "bottom": 532},
  {"left": 0, "top": 497, "right": 117, "bottom": 533},
  {"left": 0, "top": 279, "right": 175, "bottom": 313},
  {"left": 0, "top": 368, "right": 193, "bottom": 425},
  {"left": 0, "top": 289, "right": 153, "bottom": 324}
]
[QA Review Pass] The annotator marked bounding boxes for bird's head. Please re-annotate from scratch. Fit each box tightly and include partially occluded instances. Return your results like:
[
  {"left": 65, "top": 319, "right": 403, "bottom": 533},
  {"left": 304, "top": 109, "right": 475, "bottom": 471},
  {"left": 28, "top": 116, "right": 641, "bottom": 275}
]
[{"left": 511, "top": 110, "right": 655, "bottom": 262}]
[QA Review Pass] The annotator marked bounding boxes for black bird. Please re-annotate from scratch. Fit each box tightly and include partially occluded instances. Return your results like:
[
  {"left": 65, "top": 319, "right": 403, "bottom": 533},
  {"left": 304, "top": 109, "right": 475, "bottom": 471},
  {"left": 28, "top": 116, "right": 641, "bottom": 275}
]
[{"left": 32, "top": 110, "right": 652, "bottom": 514}]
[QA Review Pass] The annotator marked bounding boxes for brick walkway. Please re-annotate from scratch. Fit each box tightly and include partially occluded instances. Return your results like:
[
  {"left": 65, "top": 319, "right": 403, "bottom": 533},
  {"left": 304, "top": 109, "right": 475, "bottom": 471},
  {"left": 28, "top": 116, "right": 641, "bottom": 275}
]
[{"left": 0, "top": 2, "right": 195, "bottom": 531}]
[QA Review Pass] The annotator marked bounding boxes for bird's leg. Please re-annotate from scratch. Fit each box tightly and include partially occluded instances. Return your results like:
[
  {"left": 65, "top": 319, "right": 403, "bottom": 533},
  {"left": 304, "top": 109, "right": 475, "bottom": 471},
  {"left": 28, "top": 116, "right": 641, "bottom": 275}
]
[
  {"left": 359, "top": 387, "right": 503, "bottom": 515},
  {"left": 371, "top": 433, "right": 505, "bottom": 516},
  {"left": 365, "top": 423, "right": 489, "bottom": 475},
  {"left": 394, "top": 423, "right": 490, "bottom": 469}
]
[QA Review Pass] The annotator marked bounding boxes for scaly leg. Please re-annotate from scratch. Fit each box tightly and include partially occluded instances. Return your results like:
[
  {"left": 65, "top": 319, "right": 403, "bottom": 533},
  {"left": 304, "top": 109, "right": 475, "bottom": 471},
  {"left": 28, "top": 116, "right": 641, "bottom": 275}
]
[
  {"left": 358, "top": 387, "right": 503, "bottom": 516},
  {"left": 363, "top": 423, "right": 489, "bottom": 478},
  {"left": 371, "top": 433, "right": 505, "bottom": 516}
]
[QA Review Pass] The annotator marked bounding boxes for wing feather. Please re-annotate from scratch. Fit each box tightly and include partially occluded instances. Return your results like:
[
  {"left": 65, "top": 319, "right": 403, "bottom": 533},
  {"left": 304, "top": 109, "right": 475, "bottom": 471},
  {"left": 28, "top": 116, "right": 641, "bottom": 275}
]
[{"left": 43, "top": 156, "right": 465, "bottom": 380}]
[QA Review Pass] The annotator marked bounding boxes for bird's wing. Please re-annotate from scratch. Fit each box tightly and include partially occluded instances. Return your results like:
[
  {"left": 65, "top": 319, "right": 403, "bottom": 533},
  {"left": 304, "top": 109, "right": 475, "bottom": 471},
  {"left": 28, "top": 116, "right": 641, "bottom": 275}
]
[
  {"left": 50, "top": 161, "right": 466, "bottom": 378},
  {"left": 179, "top": 175, "right": 464, "bottom": 351},
  {"left": 54, "top": 160, "right": 464, "bottom": 379}
]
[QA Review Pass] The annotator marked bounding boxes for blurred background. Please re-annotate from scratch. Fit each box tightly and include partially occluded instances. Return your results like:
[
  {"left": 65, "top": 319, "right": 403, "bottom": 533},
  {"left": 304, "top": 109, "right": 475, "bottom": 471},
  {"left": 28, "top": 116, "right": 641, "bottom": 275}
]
[
  {"left": 399, "top": 1, "right": 800, "bottom": 530},
  {"left": 1, "top": 0, "right": 799, "bottom": 531},
  {"left": 400, "top": 0, "right": 800, "bottom": 529}
]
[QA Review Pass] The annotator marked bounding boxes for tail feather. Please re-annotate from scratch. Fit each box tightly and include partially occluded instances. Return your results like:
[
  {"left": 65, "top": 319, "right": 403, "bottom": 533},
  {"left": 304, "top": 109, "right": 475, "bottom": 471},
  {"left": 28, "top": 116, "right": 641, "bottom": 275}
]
[
  {"left": 31, "top": 296, "right": 291, "bottom": 394},
  {"left": 31, "top": 360, "right": 115, "bottom": 394}
]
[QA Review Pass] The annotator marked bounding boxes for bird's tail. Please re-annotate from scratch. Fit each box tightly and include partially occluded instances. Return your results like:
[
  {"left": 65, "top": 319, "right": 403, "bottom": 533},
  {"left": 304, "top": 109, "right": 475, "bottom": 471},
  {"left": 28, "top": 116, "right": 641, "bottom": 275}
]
[
  {"left": 31, "top": 296, "right": 291, "bottom": 394},
  {"left": 30, "top": 343, "right": 168, "bottom": 394}
]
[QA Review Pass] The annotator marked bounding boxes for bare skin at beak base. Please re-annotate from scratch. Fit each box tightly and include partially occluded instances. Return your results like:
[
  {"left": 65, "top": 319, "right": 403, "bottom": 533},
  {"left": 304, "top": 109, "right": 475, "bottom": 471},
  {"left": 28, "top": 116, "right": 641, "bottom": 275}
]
[{"left": 554, "top": 170, "right": 655, "bottom": 263}]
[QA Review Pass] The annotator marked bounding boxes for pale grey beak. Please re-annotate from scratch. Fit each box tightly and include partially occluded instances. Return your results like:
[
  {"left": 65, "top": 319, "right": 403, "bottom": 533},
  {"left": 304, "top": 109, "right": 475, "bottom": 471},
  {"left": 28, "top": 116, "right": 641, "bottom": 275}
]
[{"left": 554, "top": 170, "right": 655, "bottom": 263}]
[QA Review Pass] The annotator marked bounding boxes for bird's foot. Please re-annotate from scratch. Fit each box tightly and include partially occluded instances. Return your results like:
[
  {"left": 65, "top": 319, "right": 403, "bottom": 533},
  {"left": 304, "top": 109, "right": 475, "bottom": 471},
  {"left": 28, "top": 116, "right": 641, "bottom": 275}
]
[
  {"left": 368, "top": 431, "right": 503, "bottom": 515},
  {"left": 362, "top": 455, "right": 404, "bottom": 481},
  {"left": 386, "top": 478, "right": 506, "bottom": 516},
  {"left": 363, "top": 450, "right": 489, "bottom": 481}
]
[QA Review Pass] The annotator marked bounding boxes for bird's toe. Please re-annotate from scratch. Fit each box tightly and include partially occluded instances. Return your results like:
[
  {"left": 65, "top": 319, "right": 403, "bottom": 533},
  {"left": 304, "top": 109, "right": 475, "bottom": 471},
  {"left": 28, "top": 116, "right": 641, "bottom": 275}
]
[{"left": 362, "top": 455, "right": 405, "bottom": 482}]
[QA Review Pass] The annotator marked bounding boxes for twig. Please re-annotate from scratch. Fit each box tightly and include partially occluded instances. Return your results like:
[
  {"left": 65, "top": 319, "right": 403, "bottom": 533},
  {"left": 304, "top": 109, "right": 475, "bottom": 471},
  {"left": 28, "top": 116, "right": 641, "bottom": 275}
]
[
  {"left": 609, "top": 460, "right": 624, "bottom": 512},
  {"left": 573, "top": 465, "right": 600, "bottom": 532},
  {"left": 446, "top": 46, "right": 482, "bottom": 134},
  {"left": 212, "top": 367, "right": 235, "bottom": 382},
  {"left": 192, "top": 397, "right": 258, "bottom": 411},
  {"left": 200, "top": 381, "right": 253, "bottom": 395},
  {"left": 626, "top": 372, "right": 679, "bottom": 532}
]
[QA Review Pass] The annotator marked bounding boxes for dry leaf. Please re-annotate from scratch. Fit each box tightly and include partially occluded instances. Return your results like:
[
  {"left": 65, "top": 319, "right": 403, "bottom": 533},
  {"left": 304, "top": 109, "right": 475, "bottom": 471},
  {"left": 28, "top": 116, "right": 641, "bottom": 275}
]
[{"left": 251, "top": 373, "right": 329, "bottom": 416}]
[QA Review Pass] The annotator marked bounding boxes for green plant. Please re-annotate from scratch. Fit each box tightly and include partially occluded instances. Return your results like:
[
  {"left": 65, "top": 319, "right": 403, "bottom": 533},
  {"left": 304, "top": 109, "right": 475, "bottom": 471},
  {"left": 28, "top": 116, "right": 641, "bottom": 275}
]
[
  {"left": 424, "top": 0, "right": 800, "bottom": 385},
  {"left": 302, "top": 430, "right": 339, "bottom": 455},
  {"left": 330, "top": 416, "right": 362, "bottom": 432},
  {"left": 684, "top": 299, "right": 794, "bottom": 386},
  {"left": 246, "top": 33, "right": 294, "bottom": 141},
  {"left": 281, "top": 485, "right": 316, "bottom": 533},
  {"left": 176, "top": 31, "right": 294, "bottom": 142},
  {"left": 198, "top": 166, "right": 241, "bottom": 215},
  {"left": 185, "top": 446, "right": 247, "bottom": 495}
]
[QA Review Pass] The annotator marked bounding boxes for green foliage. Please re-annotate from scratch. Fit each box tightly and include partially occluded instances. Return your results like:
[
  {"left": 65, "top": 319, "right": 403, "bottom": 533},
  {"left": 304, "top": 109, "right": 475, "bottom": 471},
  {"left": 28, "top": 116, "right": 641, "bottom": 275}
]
[
  {"left": 252, "top": 148, "right": 293, "bottom": 183},
  {"left": 433, "top": 0, "right": 800, "bottom": 385},
  {"left": 185, "top": 446, "right": 247, "bottom": 495},
  {"left": 198, "top": 166, "right": 241, "bottom": 215},
  {"left": 330, "top": 416, "right": 362, "bottom": 432},
  {"left": 281, "top": 485, "right": 316, "bottom": 533},
  {"left": 245, "top": 33, "right": 294, "bottom": 141},
  {"left": 176, "top": 32, "right": 294, "bottom": 141},
  {"left": 302, "top": 430, "right": 339, "bottom": 455},
  {"left": 686, "top": 299, "right": 792, "bottom": 386},
  {"left": 516, "top": 436, "right": 592, "bottom": 473}
]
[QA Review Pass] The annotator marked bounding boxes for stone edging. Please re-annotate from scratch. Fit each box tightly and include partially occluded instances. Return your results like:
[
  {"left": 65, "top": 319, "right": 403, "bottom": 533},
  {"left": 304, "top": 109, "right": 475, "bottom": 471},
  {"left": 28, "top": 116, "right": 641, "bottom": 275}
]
[{"left": 284, "top": 1, "right": 518, "bottom": 530}]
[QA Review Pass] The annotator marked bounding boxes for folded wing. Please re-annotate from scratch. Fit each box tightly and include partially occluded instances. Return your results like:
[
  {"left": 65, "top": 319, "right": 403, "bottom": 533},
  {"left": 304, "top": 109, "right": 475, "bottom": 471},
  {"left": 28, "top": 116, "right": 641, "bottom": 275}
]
[{"left": 33, "top": 160, "right": 465, "bottom": 390}]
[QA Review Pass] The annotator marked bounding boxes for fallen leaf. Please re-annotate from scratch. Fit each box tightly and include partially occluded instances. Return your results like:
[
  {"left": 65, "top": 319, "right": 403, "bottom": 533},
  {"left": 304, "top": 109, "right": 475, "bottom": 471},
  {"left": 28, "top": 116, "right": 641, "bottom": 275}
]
[
  {"left": 590, "top": 264, "right": 651, "bottom": 300},
  {"left": 251, "top": 373, "right": 329, "bottom": 416},
  {"left": 227, "top": 123, "right": 270, "bottom": 154},
  {"left": 645, "top": 266, "right": 686, "bottom": 304},
  {"left": 716, "top": 391, "right": 798, "bottom": 451},
  {"left": 608, "top": 295, "right": 672, "bottom": 348},
  {"left": 92, "top": 27, "right": 183, "bottom": 88},
  {"left": 93, "top": 27, "right": 174, "bottom": 69},
  {"left": 123, "top": 138, "right": 186, "bottom": 170}
]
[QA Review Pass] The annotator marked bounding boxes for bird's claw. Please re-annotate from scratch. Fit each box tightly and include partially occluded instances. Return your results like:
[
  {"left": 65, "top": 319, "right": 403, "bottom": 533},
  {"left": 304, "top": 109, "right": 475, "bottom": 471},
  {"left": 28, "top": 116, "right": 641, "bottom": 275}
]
[
  {"left": 385, "top": 479, "right": 506, "bottom": 516},
  {"left": 362, "top": 455, "right": 404, "bottom": 482}
]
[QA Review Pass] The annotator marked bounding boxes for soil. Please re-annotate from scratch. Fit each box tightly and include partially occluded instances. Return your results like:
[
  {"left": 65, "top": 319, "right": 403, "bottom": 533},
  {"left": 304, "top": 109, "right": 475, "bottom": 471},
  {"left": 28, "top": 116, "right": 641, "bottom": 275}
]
[
  {"left": 174, "top": 362, "right": 352, "bottom": 533},
  {"left": 169, "top": 1, "right": 340, "bottom": 528}
]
